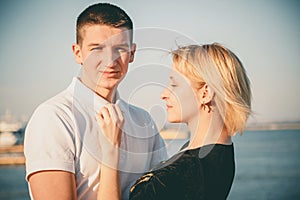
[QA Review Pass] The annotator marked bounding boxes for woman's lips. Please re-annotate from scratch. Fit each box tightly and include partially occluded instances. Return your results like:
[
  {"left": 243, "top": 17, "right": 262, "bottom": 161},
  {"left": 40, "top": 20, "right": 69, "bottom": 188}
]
[{"left": 166, "top": 104, "right": 173, "bottom": 109}]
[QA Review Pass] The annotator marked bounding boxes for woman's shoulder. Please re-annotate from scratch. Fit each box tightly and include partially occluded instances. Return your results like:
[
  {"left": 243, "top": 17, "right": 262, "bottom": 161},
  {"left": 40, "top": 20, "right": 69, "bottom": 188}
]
[
  {"left": 129, "top": 151, "right": 204, "bottom": 199},
  {"left": 129, "top": 144, "right": 234, "bottom": 200},
  {"left": 152, "top": 148, "right": 200, "bottom": 171},
  {"left": 133, "top": 150, "right": 203, "bottom": 188}
]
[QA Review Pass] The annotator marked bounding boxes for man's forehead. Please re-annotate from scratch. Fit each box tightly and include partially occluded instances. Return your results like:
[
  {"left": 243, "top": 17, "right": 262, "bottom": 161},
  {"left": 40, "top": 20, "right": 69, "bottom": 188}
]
[
  {"left": 86, "top": 39, "right": 130, "bottom": 47},
  {"left": 82, "top": 24, "right": 131, "bottom": 40}
]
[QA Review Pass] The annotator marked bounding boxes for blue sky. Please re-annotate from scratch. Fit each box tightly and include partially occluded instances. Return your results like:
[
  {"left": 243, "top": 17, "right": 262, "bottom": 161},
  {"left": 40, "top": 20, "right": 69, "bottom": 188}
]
[{"left": 0, "top": 0, "right": 299, "bottom": 124}]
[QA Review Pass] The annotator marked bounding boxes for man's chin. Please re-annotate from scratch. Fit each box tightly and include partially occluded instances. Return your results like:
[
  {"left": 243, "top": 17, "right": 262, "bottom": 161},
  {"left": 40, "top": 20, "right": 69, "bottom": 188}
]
[{"left": 97, "top": 80, "right": 121, "bottom": 90}]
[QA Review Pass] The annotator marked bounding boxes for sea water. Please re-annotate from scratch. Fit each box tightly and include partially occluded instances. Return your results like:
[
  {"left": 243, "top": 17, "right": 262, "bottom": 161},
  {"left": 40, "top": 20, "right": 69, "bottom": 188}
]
[
  {"left": 0, "top": 130, "right": 299, "bottom": 199},
  {"left": 229, "top": 130, "right": 300, "bottom": 199}
]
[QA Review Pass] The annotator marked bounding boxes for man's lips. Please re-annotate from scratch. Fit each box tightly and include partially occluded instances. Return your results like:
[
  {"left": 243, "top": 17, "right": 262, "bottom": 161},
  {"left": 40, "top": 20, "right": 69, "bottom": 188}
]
[
  {"left": 99, "top": 70, "right": 120, "bottom": 73},
  {"left": 99, "top": 71, "right": 120, "bottom": 75}
]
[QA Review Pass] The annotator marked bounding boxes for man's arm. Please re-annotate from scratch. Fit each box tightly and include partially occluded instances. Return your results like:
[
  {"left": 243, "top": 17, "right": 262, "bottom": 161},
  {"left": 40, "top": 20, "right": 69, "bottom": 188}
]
[{"left": 28, "top": 170, "right": 77, "bottom": 200}]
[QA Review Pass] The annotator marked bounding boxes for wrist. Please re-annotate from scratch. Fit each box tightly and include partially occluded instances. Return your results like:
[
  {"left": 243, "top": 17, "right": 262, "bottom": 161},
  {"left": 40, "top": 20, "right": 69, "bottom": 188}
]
[{"left": 101, "top": 149, "right": 120, "bottom": 169}]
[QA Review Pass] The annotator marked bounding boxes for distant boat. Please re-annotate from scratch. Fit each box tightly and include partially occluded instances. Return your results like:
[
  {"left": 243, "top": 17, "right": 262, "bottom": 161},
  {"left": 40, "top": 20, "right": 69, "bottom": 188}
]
[
  {"left": 0, "top": 110, "right": 22, "bottom": 147},
  {"left": 0, "top": 121, "right": 21, "bottom": 133},
  {"left": 0, "top": 132, "right": 17, "bottom": 147}
]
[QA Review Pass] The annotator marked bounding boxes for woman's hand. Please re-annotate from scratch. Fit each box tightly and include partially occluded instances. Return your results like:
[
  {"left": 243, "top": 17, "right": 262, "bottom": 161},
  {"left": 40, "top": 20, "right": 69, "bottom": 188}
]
[
  {"left": 96, "top": 101, "right": 124, "bottom": 200},
  {"left": 96, "top": 101, "right": 124, "bottom": 167}
]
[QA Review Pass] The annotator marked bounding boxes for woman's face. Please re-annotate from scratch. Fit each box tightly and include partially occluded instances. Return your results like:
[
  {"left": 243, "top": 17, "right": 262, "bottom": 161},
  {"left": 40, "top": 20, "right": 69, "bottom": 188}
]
[{"left": 161, "top": 65, "right": 200, "bottom": 123}]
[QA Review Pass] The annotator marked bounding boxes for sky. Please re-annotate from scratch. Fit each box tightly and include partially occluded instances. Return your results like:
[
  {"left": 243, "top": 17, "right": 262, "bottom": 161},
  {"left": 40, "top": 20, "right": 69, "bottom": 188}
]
[{"left": 0, "top": 0, "right": 300, "bottom": 126}]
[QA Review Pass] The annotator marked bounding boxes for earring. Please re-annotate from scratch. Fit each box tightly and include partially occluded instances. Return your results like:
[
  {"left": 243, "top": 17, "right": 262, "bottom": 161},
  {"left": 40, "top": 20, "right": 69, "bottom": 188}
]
[
  {"left": 202, "top": 101, "right": 206, "bottom": 111},
  {"left": 202, "top": 101, "right": 212, "bottom": 113}
]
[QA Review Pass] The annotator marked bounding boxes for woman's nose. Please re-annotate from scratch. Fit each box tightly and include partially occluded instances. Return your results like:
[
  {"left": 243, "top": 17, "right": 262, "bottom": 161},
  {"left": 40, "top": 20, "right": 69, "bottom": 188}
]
[{"left": 160, "top": 87, "right": 169, "bottom": 100}]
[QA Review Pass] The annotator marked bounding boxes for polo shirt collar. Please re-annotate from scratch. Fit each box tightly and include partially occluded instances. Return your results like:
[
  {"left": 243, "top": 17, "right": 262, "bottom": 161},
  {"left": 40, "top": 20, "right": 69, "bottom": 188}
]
[{"left": 68, "top": 77, "right": 121, "bottom": 113}]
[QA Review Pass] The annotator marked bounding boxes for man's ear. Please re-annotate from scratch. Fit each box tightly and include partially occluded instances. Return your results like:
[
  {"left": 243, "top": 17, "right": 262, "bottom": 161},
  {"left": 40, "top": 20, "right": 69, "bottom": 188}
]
[
  {"left": 129, "top": 43, "right": 136, "bottom": 63},
  {"left": 72, "top": 44, "right": 83, "bottom": 65}
]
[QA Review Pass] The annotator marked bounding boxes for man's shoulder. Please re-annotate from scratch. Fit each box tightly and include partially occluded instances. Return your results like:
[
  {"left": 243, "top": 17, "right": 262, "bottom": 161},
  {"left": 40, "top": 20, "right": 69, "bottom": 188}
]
[
  {"left": 32, "top": 88, "right": 74, "bottom": 118},
  {"left": 46, "top": 88, "right": 73, "bottom": 105}
]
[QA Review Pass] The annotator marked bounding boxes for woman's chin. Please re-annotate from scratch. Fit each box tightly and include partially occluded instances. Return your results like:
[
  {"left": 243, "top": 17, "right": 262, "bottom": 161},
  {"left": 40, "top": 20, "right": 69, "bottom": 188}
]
[{"left": 167, "top": 117, "right": 181, "bottom": 123}]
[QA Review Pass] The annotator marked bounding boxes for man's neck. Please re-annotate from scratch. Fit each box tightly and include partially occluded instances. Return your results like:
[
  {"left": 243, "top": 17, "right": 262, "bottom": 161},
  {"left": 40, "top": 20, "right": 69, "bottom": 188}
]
[
  {"left": 95, "top": 86, "right": 116, "bottom": 103},
  {"left": 79, "top": 77, "right": 117, "bottom": 103}
]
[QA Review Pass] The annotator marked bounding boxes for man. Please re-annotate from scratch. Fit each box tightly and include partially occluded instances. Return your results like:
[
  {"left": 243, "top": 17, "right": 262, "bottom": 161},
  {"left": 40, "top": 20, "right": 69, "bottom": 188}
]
[{"left": 24, "top": 3, "right": 167, "bottom": 199}]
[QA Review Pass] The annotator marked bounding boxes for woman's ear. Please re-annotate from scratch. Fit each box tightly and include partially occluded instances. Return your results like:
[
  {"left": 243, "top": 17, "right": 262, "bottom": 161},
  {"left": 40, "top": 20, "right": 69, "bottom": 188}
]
[
  {"left": 200, "top": 84, "right": 215, "bottom": 104},
  {"left": 72, "top": 44, "right": 83, "bottom": 65}
]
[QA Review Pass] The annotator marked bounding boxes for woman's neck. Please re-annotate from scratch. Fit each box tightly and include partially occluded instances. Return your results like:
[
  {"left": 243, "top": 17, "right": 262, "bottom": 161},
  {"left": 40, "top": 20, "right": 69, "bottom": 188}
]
[{"left": 187, "top": 112, "right": 232, "bottom": 150}]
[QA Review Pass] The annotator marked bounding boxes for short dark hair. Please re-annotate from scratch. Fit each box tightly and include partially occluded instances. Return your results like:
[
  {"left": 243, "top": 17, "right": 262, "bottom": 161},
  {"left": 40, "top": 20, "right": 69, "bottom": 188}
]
[{"left": 76, "top": 3, "right": 133, "bottom": 45}]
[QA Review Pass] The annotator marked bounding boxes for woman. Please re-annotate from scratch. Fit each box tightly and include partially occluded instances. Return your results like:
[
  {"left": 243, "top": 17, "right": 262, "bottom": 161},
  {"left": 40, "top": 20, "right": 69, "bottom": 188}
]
[{"left": 97, "top": 43, "right": 252, "bottom": 199}]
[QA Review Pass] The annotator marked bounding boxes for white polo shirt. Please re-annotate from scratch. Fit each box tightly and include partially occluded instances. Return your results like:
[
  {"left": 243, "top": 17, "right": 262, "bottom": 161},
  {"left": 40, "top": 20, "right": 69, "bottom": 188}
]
[{"left": 24, "top": 77, "right": 167, "bottom": 200}]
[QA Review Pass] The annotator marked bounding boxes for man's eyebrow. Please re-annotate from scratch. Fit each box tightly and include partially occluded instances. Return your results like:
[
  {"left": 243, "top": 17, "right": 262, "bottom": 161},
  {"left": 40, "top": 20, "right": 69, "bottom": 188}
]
[
  {"left": 114, "top": 43, "right": 130, "bottom": 47},
  {"left": 87, "top": 43, "right": 130, "bottom": 48},
  {"left": 87, "top": 43, "right": 105, "bottom": 47}
]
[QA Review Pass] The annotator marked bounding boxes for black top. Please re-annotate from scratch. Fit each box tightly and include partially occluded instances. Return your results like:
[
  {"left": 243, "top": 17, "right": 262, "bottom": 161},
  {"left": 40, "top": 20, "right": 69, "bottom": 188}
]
[{"left": 129, "top": 143, "right": 235, "bottom": 200}]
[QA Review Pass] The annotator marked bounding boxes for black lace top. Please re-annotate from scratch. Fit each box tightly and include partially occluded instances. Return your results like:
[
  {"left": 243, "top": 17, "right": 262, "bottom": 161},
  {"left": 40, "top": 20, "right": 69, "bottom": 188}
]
[{"left": 129, "top": 143, "right": 235, "bottom": 200}]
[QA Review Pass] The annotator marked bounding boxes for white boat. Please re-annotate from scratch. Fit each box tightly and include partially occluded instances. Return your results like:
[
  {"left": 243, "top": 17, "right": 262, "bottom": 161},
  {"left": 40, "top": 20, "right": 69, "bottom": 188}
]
[
  {"left": 0, "top": 132, "right": 17, "bottom": 147},
  {"left": 0, "top": 121, "right": 21, "bottom": 133},
  {"left": 0, "top": 110, "right": 21, "bottom": 147}
]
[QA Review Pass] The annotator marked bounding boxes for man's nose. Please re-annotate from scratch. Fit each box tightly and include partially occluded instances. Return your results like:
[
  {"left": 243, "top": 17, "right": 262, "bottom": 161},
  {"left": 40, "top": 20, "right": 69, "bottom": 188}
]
[{"left": 103, "top": 49, "right": 118, "bottom": 68}]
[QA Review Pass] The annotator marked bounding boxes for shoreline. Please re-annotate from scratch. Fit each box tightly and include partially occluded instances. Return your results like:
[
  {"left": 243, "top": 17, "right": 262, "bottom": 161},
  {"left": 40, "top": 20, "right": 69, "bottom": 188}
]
[
  {"left": 1, "top": 126, "right": 299, "bottom": 165},
  {"left": 0, "top": 145, "right": 25, "bottom": 165},
  {"left": 246, "top": 122, "right": 300, "bottom": 131}
]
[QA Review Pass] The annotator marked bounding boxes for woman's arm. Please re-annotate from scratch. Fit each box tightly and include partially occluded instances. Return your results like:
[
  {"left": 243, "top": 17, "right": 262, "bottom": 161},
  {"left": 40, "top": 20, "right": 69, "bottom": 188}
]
[
  {"left": 96, "top": 103, "right": 124, "bottom": 200},
  {"left": 98, "top": 151, "right": 121, "bottom": 200},
  {"left": 129, "top": 170, "right": 173, "bottom": 200}
]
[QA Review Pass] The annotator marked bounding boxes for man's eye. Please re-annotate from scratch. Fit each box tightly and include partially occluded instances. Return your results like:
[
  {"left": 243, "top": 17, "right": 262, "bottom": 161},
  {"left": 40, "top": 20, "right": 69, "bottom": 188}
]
[
  {"left": 115, "top": 47, "right": 128, "bottom": 53},
  {"left": 91, "top": 47, "right": 103, "bottom": 51}
]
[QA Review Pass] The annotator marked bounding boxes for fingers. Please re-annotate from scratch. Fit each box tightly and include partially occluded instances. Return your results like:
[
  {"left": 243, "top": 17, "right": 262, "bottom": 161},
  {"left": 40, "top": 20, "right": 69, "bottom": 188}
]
[
  {"left": 106, "top": 104, "right": 119, "bottom": 124},
  {"left": 96, "top": 102, "right": 125, "bottom": 151},
  {"left": 115, "top": 100, "right": 124, "bottom": 125},
  {"left": 98, "top": 106, "right": 110, "bottom": 124},
  {"left": 97, "top": 103, "right": 124, "bottom": 126}
]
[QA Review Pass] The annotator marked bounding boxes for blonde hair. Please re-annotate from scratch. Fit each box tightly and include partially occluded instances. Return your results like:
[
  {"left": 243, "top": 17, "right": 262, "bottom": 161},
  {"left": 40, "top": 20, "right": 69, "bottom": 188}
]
[{"left": 172, "top": 43, "right": 251, "bottom": 135}]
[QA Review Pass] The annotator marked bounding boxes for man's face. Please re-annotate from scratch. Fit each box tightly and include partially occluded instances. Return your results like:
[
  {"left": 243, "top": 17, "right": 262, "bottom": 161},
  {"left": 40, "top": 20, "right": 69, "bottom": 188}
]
[{"left": 73, "top": 24, "right": 136, "bottom": 92}]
